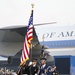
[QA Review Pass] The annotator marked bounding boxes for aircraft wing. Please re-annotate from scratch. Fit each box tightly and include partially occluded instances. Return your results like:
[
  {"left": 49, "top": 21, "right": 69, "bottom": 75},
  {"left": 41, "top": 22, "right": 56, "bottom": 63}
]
[{"left": 0, "top": 26, "right": 39, "bottom": 57}]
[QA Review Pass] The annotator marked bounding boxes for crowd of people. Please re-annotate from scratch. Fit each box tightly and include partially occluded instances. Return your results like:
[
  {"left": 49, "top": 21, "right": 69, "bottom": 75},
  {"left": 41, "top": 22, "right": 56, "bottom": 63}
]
[
  {"left": 0, "top": 68, "right": 16, "bottom": 75},
  {"left": 17, "top": 58, "right": 59, "bottom": 75},
  {"left": 0, "top": 58, "right": 59, "bottom": 75}
]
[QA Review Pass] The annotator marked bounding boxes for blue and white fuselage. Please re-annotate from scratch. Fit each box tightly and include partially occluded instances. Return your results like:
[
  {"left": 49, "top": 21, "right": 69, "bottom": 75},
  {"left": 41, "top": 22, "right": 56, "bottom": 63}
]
[{"left": 35, "top": 25, "right": 75, "bottom": 56}]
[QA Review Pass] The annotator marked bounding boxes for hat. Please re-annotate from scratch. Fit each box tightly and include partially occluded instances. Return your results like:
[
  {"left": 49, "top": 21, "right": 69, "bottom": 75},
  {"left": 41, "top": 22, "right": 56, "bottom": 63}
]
[
  {"left": 32, "top": 58, "right": 37, "bottom": 62},
  {"left": 52, "top": 65, "right": 56, "bottom": 68},
  {"left": 40, "top": 58, "right": 47, "bottom": 61}
]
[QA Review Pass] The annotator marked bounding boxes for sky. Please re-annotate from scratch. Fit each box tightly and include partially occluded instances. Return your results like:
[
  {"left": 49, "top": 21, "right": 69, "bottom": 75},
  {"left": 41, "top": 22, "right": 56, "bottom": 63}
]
[{"left": 0, "top": 0, "right": 75, "bottom": 27}]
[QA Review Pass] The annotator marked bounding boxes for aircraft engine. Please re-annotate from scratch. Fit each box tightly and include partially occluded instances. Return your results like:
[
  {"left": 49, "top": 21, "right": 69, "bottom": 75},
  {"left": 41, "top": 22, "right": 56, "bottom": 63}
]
[{"left": 8, "top": 56, "right": 13, "bottom": 64}]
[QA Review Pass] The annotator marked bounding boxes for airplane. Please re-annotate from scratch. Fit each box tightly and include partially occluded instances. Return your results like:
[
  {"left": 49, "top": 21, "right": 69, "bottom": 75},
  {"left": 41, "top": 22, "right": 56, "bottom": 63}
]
[{"left": 0, "top": 22, "right": 75, "bottom": 69}]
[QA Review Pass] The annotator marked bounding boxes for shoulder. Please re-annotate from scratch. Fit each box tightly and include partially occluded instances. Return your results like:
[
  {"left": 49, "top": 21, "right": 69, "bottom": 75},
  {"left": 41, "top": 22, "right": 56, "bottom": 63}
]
[
  {"left": 45, "top": 64, "right": 51, "bottom": 68},
  {"left": 44, "top": 64, "right": 49, "bottom": 69}
]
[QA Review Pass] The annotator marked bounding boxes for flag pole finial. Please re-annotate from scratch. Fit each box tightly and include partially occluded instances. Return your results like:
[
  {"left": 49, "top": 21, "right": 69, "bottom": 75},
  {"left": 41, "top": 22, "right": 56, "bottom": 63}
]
[{"left": 31, "top": 3, "right": 34, "bottom": 9}]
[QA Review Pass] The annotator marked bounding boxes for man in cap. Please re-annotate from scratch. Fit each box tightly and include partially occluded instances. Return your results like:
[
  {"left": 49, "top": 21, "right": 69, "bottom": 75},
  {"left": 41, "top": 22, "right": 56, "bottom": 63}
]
[
  {"left": 17, "top": 62, "right": 30, "bottom": 75},
  {"left": 39, "top": 58, "right": 52, "bottom": 75},
  {"left": 39, "top": 58, "right": 48, "bottom": 75},
  {"left": 29, "top": 58, "right": 39, "bottom": 75},
  {"left": 51, "top": 66, "right": 59, "bottom": 75}
]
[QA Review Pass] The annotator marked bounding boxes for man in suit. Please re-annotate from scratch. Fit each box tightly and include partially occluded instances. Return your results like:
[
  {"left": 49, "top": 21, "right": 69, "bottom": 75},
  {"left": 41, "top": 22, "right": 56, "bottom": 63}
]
[{"left": 39, "top": 58, "right": 52, "bottom": 75}]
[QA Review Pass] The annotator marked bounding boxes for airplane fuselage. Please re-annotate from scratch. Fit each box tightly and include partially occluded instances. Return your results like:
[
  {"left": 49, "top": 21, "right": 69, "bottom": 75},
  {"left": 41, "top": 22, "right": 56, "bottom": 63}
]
[{"left": 35, "top": 25, "right": 75, "bottom": 48}]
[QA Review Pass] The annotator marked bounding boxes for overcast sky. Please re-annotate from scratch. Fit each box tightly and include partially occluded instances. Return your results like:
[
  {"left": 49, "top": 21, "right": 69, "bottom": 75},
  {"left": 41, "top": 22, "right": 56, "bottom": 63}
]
[{"left": 0, "top": 0, "right": 75, "bottom": 27}]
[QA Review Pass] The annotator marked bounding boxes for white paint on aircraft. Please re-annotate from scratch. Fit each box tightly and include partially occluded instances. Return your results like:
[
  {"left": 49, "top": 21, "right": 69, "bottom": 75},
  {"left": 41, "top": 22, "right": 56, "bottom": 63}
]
[
  {"left": 45, "top": 48, "right": 75, "bottom": 56},
  {"left": 35, "top": 25, "right": 75, "bottom": 42}
]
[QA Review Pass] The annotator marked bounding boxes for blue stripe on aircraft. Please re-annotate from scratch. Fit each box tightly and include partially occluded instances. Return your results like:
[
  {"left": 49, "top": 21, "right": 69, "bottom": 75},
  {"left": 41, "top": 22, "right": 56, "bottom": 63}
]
[{"left": 40, "top": 40, "right": 75, "bottom": 48}]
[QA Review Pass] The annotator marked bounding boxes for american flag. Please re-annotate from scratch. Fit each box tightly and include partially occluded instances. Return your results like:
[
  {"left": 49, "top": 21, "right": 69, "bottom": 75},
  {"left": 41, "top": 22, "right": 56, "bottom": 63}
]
[{"left": 20, "top": 10, "right": 33, "bottom": 66}]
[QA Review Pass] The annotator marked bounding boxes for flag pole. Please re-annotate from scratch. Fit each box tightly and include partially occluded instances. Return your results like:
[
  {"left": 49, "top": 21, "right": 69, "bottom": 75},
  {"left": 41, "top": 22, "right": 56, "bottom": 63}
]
[
  {"left": 42, "top": 35, "right": 44, "bottom": 45},
  {"left": 40, "top": 35, "right": 45, "bottom": 58},
  {"left": 29, "top": 4, "right": 34, "bottom": 75},
  {"left": 30, "top": 3, "right": 34, "bottom": 61}
]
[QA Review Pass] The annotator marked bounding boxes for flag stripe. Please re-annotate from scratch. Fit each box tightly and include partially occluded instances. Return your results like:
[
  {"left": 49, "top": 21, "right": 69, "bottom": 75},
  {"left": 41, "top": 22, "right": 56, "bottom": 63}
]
[
  {"left": 24, "top": 40, "right": 29, "bottom": 57},
  {"left": 28, "top": 36, "right": 33, "bottom": 41}
]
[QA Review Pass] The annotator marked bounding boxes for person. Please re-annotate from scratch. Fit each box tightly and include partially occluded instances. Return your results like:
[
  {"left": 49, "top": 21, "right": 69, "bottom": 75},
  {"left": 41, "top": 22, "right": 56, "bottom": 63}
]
[
  {"left": 22, "top": 62, "right": 30, "bottom": 75},
  {"left": 39, "top": 58, "right": 51, "bottom": 75},
  {"left": 17, "top": 62, "right": 30, "bottom": 75},
  {"left": 29, "top": 58, "right": 39, "bottom": 75},
  {"left": 0, "top": 68, "right": 4, "bottom": 75},
  {"left": 51, "top": 66, "right": 59, "bottom": 75}
]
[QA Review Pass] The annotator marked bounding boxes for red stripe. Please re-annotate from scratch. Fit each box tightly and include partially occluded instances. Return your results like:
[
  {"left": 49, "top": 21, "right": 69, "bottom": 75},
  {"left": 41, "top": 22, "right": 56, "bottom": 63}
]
[
  {"left": 28, "top": 41, "right": 31, "bottom": 46},
  {"left": 24, "top": 39, "right": 29, "bottom": 56},
  {"left": 28, "top": 27, "right": 33, "bottom": 31},
  {"left": 21, "top": 41, "right": 27, "bottom": 63},
  {"left": 28, "top": 36, "right": 33, "bottom": 41},
  {"left": 28, "top": 31, "right": 33, "bottom": 35},
  {"left": 23, "top": 50, "right": 26, "bottom": 60},
  {"left": 23, "top": 42, "right": 26, "bottom": 59}
]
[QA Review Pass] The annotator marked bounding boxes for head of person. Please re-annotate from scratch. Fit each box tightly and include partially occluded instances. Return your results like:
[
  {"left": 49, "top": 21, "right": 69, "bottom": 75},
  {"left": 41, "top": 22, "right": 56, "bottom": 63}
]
[
  {"left": 40, "top": 58, "right": 46, "bottom": 65},
  {"left": 51, "top": 65, "right": 56, "bottom": 71},
  {"left": 32, "top": 58, "right": 37, "bottom": 65}
]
